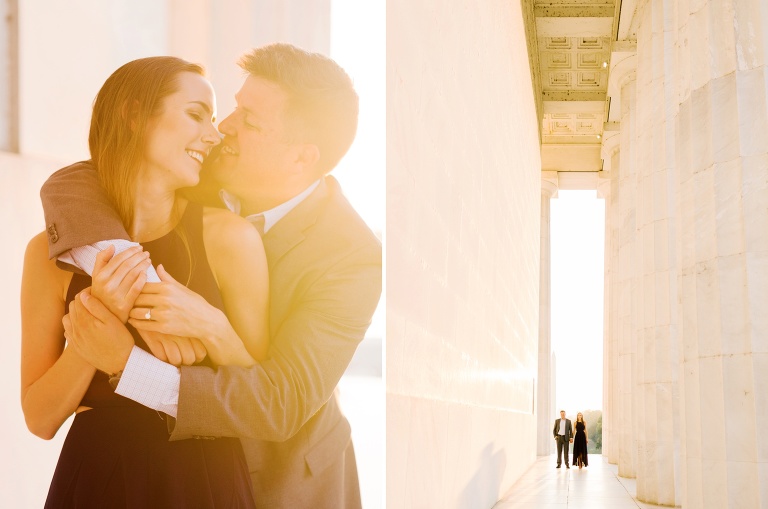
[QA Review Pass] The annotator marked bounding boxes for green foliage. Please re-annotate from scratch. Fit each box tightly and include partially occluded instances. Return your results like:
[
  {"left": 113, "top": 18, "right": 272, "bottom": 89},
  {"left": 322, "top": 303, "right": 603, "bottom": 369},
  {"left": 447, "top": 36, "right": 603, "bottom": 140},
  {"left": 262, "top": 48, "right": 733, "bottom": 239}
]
[{"left": 580, "top": 409, "right": 602, "bottom": 454}]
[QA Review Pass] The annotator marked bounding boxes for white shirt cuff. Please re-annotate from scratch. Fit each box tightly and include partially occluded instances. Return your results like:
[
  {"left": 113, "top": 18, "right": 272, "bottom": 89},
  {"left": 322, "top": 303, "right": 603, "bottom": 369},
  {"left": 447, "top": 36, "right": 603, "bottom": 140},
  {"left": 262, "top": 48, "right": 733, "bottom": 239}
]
[
  {"left": 115, "top": 346, "right": 180, "bottom": 417},
  {"left": 64, "top": 241, "right": 161, "bottom": 282}
]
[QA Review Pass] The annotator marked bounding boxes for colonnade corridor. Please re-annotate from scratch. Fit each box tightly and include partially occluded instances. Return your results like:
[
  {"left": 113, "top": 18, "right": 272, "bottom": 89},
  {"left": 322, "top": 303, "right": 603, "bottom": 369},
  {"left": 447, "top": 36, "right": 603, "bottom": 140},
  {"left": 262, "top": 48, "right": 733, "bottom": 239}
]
[{"left": 494, "top": 455, "right": 667, "bottom": 509}]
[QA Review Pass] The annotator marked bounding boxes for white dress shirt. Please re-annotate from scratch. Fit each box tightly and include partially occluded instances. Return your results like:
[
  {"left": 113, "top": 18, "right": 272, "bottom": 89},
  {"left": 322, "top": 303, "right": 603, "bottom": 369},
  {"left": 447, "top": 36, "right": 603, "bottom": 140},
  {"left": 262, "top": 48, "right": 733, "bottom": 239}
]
[{"left": 559, "top": 419, "right": 566, "bottom": 435}]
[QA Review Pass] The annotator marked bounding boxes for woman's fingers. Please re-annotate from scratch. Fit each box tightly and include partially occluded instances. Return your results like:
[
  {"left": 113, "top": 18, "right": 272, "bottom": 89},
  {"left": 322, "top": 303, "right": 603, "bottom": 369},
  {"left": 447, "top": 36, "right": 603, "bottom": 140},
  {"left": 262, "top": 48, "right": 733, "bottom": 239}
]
[
  {"left": 93, "top": 244, "right": 116, "bottom": 278},
  {"left": 133, "top": 293, "right": 164, "bottom": 308},
  {"left": 127, "top": 317, "right": 163, "bottom": 332},
  {"left": 128, "top": 306, "right": 157, "bottom": 322},
  {"left": 94, "top": 245, "right": 141, "bottom": 281},
  {"left": 108, "top": 251, "right": 150, "bottom": 289},
  {"left": 123, "top": 270, "right": 148, "bottom": 308}
]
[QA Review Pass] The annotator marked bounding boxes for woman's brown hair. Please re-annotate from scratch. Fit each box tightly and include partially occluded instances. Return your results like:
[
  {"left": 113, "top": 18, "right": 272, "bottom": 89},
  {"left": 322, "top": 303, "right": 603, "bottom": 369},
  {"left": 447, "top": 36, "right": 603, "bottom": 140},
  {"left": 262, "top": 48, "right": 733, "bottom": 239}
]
[{"left": 88, "top": 56, "right": 204, "bottom": 229}]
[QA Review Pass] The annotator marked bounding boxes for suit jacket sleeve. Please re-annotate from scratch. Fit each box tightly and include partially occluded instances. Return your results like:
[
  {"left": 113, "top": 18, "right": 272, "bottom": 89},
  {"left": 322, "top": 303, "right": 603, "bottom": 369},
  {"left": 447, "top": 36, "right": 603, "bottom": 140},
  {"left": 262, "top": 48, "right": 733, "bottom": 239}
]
[
  {"left": 171, "top": 241, "right": 382, "bottom": 442},
  {"left": 40, "top": 160, "right": 130, "bottom": 259}
]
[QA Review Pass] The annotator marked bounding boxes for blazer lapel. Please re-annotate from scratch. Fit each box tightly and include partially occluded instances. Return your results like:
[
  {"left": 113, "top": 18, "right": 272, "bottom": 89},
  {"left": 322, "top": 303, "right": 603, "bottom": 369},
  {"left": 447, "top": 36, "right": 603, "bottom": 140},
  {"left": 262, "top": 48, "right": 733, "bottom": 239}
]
[{"left": 261, "top": 177, "right": 332, "bottom": 263}]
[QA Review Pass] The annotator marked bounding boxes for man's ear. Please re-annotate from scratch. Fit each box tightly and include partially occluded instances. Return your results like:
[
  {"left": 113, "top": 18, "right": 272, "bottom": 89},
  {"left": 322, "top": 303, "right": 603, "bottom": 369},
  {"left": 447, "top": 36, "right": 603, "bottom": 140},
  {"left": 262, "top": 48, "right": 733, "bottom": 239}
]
[{"left": 289, "top": 143, "right": 321, "bottom": 176}]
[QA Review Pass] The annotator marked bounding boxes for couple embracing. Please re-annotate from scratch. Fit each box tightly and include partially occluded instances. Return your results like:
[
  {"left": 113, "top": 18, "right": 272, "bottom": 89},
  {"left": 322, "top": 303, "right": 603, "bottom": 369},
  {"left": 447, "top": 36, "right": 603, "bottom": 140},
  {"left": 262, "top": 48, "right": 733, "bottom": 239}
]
[{"left": 21, "top": 43, "right": 381, "bottom": 508}]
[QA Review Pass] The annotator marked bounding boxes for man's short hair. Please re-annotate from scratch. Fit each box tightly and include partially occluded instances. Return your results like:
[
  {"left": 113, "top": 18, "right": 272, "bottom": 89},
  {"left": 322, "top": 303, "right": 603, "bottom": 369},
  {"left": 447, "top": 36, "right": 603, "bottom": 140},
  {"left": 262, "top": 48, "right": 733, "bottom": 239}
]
[{"left": 238, "top": 43, "right": 359, "bottom": 174}]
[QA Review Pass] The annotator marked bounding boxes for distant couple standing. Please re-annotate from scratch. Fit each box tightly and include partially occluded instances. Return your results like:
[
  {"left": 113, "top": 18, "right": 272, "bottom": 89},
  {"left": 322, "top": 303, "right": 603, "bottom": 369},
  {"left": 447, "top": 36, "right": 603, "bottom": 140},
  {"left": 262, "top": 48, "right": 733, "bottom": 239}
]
[
  {"left": 21, "top": 43, "right": 381, "bottom": 508},
  {"left": 552, "top": 410, "right": 589, "bottom": 469}
]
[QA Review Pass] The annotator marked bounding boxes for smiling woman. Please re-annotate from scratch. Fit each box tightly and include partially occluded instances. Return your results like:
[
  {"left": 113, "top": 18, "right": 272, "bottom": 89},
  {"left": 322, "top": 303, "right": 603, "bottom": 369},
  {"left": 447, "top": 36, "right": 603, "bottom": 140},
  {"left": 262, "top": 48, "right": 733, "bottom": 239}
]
[{"left": 20, "top": 56, "right": 269, "bottom": 508}]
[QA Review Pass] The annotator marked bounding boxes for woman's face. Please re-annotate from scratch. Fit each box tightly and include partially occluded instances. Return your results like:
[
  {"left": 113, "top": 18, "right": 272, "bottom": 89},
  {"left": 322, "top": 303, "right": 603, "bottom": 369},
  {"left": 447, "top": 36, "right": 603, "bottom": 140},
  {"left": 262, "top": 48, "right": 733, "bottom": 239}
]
[{"left": 142, "top": 72, "right": 220, "bottom": 189}]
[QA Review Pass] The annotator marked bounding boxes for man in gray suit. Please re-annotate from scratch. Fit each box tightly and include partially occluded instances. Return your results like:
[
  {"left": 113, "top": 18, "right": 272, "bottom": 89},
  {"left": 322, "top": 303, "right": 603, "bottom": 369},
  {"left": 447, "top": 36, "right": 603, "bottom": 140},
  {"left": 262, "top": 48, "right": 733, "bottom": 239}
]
[
  {"left": 41, "top": 44, "right": 381, "bottom": 509},
  {"left": 553, "top": 410, "right": 573, "bottom": 469}
]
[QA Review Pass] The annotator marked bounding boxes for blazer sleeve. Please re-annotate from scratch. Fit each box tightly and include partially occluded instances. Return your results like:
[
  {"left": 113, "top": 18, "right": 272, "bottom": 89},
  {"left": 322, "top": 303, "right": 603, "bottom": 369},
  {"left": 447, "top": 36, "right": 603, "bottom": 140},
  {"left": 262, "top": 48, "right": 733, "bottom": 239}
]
[
  {"left": 40, "top": 160, "right": 130, "bottom": 259},
  {"left": 171, "top": 241, "right": 382, "bottom": 442}
]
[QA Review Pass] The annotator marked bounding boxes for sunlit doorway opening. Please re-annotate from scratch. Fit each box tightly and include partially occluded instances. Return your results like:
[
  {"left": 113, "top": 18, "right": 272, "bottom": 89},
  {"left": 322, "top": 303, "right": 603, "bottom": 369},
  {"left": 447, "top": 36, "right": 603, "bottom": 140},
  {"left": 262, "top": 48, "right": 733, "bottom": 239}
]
[{"left": 550, "top": 190, "right": 605, "bottom": 455}]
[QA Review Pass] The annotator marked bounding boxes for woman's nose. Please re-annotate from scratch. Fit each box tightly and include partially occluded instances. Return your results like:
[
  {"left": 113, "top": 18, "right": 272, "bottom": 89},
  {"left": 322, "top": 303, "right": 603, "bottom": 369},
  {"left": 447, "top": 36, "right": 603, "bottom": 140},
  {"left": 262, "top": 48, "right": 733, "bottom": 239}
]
[{"left": 203, "top": 126, "right": 222, "bottom": 146}]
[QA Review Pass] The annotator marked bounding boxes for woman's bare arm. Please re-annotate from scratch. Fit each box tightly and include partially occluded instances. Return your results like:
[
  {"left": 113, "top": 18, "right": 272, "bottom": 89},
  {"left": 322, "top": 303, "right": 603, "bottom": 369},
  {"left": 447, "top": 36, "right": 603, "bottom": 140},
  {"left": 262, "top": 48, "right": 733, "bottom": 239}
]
[
  {"left": 202, "top": 208, "right": 269, "bottom": 362},
  {"left": 20, "top": 233, "right": 96, "bottom": 439}
]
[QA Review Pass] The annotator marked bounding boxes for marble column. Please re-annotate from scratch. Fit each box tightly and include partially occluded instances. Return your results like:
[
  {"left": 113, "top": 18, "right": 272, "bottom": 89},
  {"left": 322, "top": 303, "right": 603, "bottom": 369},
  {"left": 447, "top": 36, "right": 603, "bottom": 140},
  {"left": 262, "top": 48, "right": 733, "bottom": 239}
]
[
  {"left": 673, "top": 0, "right": 768, "bottom": 507},
  {"left": 632, "top": 0, "right": 681, "bottom": 503},
  {"left": 599, "top": 133, "right": 621, "bottom": 466},
  {"left": 538, "top": 174, "right": 559, "bottom": 456},
  {"left": 614, "top": 58, "right": 639, "bottom": 480}
]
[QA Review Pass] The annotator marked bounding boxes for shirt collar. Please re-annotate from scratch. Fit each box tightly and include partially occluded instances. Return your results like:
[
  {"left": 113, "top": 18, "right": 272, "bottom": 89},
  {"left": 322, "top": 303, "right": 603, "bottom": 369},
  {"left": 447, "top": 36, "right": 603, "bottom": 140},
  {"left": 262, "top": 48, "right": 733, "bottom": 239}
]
[{"left": 219, "top": 180, "right": 321, "bottom": 233}]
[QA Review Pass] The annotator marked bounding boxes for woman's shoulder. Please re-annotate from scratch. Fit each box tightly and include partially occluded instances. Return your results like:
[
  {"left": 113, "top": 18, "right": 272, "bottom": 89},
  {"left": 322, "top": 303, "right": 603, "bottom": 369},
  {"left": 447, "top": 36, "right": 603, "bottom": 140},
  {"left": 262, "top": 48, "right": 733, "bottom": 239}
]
[
  {"left": 24, "top": 232, "right": 72, "bottom": 295},
  {"left": 201, "top": 207, "right": 264, "bottom": 257},
  {"left": 25, "top": 232, "right": 59, "bottom": 268},
  {"left": 202, "top": 207, "right": 260, "bottom": 238}
]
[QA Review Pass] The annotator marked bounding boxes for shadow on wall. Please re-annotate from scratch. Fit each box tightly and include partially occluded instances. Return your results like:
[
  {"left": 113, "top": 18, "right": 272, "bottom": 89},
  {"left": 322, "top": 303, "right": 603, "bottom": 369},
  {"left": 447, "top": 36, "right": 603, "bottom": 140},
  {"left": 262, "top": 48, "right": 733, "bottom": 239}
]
[{"left": 458, "top": 443, "right": 507, "bottom": 508}]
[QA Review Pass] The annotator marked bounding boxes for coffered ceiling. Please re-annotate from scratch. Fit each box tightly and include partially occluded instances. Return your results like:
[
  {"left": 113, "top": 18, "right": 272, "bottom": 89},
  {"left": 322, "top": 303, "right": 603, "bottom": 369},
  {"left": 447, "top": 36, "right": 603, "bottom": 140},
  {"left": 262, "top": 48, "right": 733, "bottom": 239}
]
[{"left": 523, "top": 0, "right": 637, "bottom": 175}]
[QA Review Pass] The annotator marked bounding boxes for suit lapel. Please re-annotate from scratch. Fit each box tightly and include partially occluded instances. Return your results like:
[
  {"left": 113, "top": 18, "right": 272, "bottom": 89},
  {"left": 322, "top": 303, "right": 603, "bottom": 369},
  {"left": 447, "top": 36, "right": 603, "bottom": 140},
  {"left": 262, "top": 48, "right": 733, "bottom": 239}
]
[{"left": 261, "top": 177, "right": 333, "bottom": 264}]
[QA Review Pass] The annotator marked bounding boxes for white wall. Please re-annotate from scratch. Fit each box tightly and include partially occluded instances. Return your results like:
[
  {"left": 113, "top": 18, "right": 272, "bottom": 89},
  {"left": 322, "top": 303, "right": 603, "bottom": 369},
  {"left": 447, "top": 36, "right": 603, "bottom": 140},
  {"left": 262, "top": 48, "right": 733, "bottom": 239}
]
[
  {"left": 0, "top": 151, "right": 71, "bottom": 509},
  {"left": 17, "top": 0, "right": 331, "bottom": 162},
  {"left": 386, "top": 0, "right": 543, "bottom": 506},
  {"left": 19, "top": 1, "right": 169, "bottom": 160}
]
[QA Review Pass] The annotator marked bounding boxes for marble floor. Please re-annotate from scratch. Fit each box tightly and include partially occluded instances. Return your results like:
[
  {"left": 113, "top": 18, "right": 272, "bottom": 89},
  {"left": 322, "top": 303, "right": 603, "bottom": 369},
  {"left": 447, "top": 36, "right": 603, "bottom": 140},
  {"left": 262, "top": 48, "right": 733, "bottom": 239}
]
[{"left": 493, "top": 455, "right": 671, "bottom": 509}]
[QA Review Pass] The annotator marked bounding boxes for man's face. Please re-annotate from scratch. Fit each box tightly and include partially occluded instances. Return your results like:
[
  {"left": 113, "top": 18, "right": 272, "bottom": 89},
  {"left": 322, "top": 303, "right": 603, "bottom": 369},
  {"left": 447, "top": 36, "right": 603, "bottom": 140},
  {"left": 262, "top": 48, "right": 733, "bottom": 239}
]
[
  {"left": 208, "top": 76, "right": 297, "bottom": 199},
  {"left": 560, "top": 411, "right": 566, "bottom": 419}
]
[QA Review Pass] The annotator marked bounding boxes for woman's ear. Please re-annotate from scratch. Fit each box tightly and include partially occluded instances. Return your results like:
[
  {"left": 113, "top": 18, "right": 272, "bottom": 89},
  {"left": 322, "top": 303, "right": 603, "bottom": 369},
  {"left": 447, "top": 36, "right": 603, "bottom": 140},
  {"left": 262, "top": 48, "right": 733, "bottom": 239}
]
[{"left": 120, "top": 100, "right": 142, "bottom": 132}]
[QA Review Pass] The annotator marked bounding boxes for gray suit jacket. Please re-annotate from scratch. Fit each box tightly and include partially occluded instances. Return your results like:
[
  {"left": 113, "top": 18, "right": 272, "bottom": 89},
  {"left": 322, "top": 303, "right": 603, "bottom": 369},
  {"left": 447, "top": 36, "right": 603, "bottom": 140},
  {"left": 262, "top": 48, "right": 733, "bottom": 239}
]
[
  {"left": 553, "top": 418, "right": 573, "bottom": 440},
  {"left": 40, "top": 162, "right": 383, "bottom": 509}
]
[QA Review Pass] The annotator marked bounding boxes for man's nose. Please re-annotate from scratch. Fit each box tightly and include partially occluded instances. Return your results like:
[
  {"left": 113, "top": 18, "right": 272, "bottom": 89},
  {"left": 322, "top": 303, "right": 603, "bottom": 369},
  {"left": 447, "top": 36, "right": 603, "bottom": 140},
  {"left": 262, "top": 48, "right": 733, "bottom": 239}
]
[{"left": 218, "top": 113, "right": 236, "bottom": 136}]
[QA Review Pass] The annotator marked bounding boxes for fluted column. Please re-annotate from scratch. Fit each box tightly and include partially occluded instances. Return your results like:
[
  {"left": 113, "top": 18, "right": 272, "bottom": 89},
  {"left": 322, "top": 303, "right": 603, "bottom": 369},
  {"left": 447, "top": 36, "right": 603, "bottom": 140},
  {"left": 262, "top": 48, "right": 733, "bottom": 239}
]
[
  {"left": 613, "top": 56, "right": 639, "bottom": 479},
  {"left": 632, "top": 0, "right": 681, "bottom": 504},
  {"left": 538, "top": 175, "right": 559, "bottom": 456},
  {"left": 600, "top": 133, "right": 621, "bottom": 466},
  {"left": 674, "top": 0, "right": 768, "bottom": 507}
]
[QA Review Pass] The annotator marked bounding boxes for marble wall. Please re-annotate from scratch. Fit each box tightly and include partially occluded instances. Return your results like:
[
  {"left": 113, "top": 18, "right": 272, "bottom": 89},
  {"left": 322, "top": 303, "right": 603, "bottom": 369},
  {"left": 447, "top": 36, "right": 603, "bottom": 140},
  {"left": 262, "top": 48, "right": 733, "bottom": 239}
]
[{"left": 386, "top": 0, "right": 543, "bottom": 506}]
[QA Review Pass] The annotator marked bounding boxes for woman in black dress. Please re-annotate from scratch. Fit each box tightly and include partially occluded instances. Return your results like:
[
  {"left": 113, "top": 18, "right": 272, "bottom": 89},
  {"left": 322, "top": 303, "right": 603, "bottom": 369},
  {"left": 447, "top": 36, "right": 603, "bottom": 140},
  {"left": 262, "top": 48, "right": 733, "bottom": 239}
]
[
  {"left": 572, "top": 412, "right": 589, "bottom": 468},
  {"left": 21, "top": 57, "right": 269, "bottom": 508}
]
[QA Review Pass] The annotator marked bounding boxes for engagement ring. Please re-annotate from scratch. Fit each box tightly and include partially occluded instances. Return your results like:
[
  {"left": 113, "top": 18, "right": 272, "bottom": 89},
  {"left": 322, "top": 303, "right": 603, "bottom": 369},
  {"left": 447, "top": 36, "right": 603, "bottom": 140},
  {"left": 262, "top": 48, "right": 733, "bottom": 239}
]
[{"left": 145, "top": 309, "right": 152, "bottom": 320}]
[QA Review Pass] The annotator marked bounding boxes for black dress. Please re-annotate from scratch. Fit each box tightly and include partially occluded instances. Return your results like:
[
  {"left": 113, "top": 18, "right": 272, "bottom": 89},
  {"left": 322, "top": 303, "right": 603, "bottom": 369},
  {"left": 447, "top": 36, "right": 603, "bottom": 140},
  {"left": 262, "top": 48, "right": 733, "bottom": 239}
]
[
  {"left": 572, "top": 421, "right": 589, "bottom": 467},
  {"left": 45, "top": 202, "right": 256, "bottom": 509}
]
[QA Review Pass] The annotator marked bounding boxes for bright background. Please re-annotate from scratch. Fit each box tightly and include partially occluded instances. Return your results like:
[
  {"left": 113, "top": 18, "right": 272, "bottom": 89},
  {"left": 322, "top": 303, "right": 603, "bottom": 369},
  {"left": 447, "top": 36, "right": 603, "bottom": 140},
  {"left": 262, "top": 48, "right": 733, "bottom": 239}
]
[{"left": 550, "top": 190, "right": 605, "bottom": 415}]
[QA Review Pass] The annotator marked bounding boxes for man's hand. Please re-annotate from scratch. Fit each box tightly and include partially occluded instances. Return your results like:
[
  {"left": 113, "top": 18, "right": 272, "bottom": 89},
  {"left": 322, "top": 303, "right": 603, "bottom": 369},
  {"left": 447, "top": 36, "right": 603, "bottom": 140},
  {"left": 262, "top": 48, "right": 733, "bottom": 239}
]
[
  {"left": 63, "top": 288, "right": 134, "bottom": 374},
  {"left": 91, "top": 245, "right": 151, "bottom": 323},
  {"left": 137, "top": 329, "right": 207, "bottom": 367}
]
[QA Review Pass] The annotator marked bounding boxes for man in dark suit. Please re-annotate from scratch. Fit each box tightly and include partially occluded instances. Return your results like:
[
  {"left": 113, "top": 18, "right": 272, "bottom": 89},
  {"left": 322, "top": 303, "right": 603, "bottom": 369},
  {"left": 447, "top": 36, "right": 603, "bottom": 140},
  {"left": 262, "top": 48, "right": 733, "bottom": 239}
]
[
  {"left": 41, "top": 44, "right": 381, "bottom": 509},
  {"left": 553, "top": 410, "right": 573, "bottom": 469}
]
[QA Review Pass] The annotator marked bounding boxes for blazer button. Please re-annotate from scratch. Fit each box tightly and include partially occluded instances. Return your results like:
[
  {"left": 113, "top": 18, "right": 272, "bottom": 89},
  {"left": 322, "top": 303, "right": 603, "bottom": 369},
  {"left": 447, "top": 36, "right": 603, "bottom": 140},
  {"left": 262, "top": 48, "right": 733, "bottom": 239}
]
[{"left": 47, "top": 224, "right": 59, "bottom": 243}]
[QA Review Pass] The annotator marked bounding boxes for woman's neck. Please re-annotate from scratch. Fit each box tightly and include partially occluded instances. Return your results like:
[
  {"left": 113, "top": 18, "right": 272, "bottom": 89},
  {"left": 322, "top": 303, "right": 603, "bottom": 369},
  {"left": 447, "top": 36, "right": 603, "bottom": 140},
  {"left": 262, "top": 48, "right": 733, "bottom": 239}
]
[{"left": 128, "top": 183, "right": 181, "bottom": 243}]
